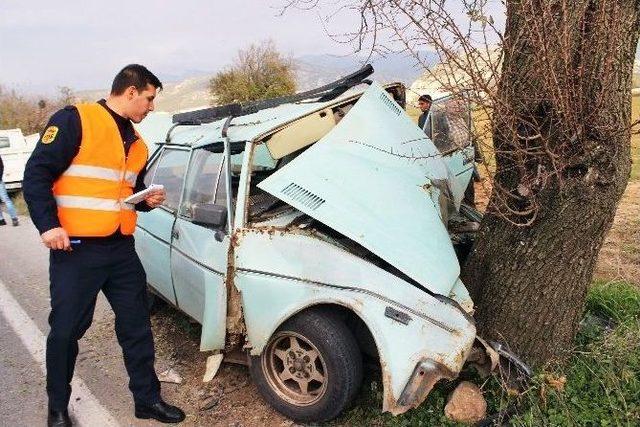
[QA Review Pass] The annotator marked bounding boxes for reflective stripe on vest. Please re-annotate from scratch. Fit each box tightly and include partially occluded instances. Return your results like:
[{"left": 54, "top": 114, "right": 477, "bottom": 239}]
[
  {"left": 52, "top": 103, "right": 148, "bottom": 236},
  {"left": 54, "top": 195, "right": 136, "bottom": 211},
  {"left": 61, "top": 165, "right": 139, "bottom": 186}
]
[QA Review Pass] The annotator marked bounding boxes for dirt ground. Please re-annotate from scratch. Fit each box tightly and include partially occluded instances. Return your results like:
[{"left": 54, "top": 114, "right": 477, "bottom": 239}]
[
  {"left": 149, "top": 309, "right": 291, "bottom": 427},
  {"left": 594, "top": 181, "right": 640, "bottom": 285}
]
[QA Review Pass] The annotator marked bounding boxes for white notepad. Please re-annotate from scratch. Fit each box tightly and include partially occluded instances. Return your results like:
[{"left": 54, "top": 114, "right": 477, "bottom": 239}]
[{"left": 124, "top": 184, "right": 164, "bottom": 204}]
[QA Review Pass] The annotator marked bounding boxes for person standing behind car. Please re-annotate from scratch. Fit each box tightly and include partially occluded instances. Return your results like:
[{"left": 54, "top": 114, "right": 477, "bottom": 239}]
[
  {"left": 418, "top": 94, "right": 451, "bottom": 152},
  {"left": 23, "top": 64, "right": 186, "bottom": 427},
  {"left": 417, "top": 94, "right": 433, "bottom": 138},
  {"left": 0, "top": 153, "right": 19, "bottom": 226}
]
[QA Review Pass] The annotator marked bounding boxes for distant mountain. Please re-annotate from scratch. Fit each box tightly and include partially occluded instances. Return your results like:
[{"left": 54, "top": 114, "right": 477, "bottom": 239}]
[
  {"left": 295, "top": 51, "right": 437, "bottom": 91},
  {"left": 77, "top": 73, "right": 213, "bottom": 113},
  {"left": 152, "top": 74, "right": 213, "bottom": 112},
  {"left": 77, "top": 51, "right": 437, "bottom": 113}
]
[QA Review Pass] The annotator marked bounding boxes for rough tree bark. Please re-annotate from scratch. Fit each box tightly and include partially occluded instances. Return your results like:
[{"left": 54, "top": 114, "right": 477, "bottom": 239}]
[{"left": 463, "top": 0, "right": 640, "bottom": 366}]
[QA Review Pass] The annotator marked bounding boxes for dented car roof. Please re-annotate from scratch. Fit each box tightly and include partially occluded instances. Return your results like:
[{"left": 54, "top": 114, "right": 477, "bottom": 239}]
[{"left": 163, "top": 85, "right": 398, "bottom": 148}]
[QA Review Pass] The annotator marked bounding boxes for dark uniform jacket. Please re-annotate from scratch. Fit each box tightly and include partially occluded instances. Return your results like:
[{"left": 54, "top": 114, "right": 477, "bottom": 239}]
[
  {"left": 24, "top": 100, "right": 151, "bottom": 238},
  {"left": 418, "top": 111, "right": 432, "bottom": 139}
]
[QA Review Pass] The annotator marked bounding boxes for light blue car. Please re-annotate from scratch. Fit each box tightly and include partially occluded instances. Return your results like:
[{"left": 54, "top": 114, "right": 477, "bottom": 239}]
[{"left": 135, "top": 70, "right": 480, "bottom": 422}]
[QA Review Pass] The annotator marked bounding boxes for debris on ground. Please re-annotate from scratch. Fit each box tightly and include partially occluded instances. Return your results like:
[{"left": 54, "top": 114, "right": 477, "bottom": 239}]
[
  {"left": 444, "top": 381, "right": 487, "bottom": 424},
  {"left": 203, "top": 353, "right": 224, "bottom": 382},
  {"left": 544, "top": 373, "right": 567, "bottom": 392},
  {"left": 224, "top": 377, "right": 249, "bottom": 395},
  {"left": 158, "top": 367, "right": 183, "bottom": 384},
  {"left": 200, "top": 385, "right": 225, "bottom": 411},
  {"left": 152, "top": 308, "right": 286, "bottom": 424},
  {"left": 595, "top": 181, "right": 640, "bottom": 285},
  {"left": 466, "top": 337, "right": 500, "bottom": 378}
]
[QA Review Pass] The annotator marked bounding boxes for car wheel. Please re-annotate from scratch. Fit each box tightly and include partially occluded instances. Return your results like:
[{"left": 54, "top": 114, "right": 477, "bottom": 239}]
[{"left": 249, "top": 308, "right": 363, "bottom": 423}]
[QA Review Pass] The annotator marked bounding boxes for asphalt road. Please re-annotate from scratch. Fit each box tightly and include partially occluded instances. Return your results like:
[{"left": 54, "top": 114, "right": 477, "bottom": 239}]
[
  {"left": 0, "top": 217, "right": 164, "bottom": 426},
  {"left": 0, "top": 217, "right": 290, "bottom": 427}
]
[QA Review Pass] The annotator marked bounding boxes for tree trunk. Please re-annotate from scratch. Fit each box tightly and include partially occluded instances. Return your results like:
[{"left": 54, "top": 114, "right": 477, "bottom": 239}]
[{"left": 463, "top": 0, "right": 640, "bottom": 366}]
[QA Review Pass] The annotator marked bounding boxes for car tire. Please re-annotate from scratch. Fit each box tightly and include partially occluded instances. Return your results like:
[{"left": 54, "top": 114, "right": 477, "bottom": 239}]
[{"left": 249, "top": 308, "right": 363, "bottom": 423}]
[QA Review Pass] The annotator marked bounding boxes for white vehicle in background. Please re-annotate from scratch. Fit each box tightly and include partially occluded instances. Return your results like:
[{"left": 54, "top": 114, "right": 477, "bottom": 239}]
[{"left": 0, "top": 128, "right": 39, "bottom": 191}]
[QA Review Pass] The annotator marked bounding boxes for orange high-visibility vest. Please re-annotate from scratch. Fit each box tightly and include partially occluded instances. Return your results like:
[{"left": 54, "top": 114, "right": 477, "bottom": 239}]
[{"left": 52, "top": 103, "right": 149, "bottom": 236}]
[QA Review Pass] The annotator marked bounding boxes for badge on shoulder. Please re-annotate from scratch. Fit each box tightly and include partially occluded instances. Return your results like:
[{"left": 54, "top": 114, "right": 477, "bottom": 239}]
[{"left": 41, "top": 126, "right": 59, "bottom": 144}]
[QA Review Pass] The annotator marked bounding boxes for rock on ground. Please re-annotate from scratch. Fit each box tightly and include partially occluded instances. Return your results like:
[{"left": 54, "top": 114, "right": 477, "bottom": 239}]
[{"left": 444, "top": 381, "right": 487, "bottom": 424}]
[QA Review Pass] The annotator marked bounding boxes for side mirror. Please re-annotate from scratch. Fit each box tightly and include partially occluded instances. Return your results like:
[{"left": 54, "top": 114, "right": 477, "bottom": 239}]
[{"left": 192, "top": 203, "right": 227, "bottom": 229}]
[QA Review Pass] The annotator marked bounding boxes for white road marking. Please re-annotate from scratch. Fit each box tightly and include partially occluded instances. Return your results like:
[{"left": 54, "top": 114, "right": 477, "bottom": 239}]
[{"left": 0, "top": 277, "right": 120, "bottom": 427}]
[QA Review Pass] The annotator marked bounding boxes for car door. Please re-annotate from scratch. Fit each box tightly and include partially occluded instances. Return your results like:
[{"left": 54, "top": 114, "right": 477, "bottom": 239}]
[
  {"left": 135, "top": 147, "right": 191, "bottom": 304},
  {"left": 429, "top": 95, "right": 476, "bottom": 209},
  {"left": 170, "top": 147, "right": 230, "bottom": 350}
]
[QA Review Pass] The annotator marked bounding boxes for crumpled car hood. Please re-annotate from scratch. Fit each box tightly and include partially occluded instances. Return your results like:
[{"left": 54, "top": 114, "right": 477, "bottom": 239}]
[{"left": 257, "top": 82, "right": 460, "bottom": 295}]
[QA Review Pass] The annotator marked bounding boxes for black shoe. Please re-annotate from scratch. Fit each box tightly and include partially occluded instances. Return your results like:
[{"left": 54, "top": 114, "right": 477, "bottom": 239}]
[
  {"left": 47, "top": 409, "right": 72, "bottom": 427},
  {"left": 11, "top": 218, "right": 18, "bottom": 226},
  {"left": 0, "top": 219, "right": 5, "bottom": 226},
  {"left": 135, "top": 400, "right": 186, "bottom": 423}
]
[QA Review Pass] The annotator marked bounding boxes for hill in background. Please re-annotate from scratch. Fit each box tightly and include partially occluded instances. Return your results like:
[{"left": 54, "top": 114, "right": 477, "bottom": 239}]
[
  {"left": 78, "top": 52, "right": 436, "bottom": 112},
  {"left": 78, "top": 49, "right": 640, "bottom": 113}
]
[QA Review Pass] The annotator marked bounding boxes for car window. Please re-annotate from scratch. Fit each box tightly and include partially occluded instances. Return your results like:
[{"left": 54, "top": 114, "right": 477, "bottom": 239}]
[
  {"left": 180, "top": 149, "right": 224, "bottom": 218},
  {"left": 215, "top": 159, "right": 228, "bottom": 206},
  {"left": 151, "top": 149, "right": 190, "bottom": 211},
  {"left": 0, "top": 136, "right": 9, "bottom": 149},
  {"left": 143, "top": 149, "right": 161, "bottom": 187},
  {"left": 430, "top": 97, "right": 472, "bottom": 153}
]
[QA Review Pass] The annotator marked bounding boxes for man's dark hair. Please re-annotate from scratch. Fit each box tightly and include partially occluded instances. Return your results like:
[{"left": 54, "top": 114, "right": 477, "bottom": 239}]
[
  {"left": 418, "top": 94, "right": 433, "bottom": 103},
  {"left": 111, "top": 64, "right": 163, "bottom": 95}
]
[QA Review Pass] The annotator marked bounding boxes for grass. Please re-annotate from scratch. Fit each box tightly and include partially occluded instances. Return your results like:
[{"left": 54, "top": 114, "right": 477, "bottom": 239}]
[
  {"left": 331, "top": 281, "right": 640, "bottom": 426},
  {"left": 585, "top": 280, "right": 640, "bottom": 323},
  {"left": 508, "top": 280, "right": 640, "bottom": 426}
]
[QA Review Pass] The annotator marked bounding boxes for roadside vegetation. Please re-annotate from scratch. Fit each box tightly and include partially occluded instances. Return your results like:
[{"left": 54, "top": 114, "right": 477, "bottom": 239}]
[
  {"left": 208, "top": 40, "right": 296, "bottom": 105},
  {"left": 0, "top": 85, "right": 75, "bottom": 134}
]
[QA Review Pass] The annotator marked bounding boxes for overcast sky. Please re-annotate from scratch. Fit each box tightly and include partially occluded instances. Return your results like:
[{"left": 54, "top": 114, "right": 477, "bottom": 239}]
[
  {"left": 0, "top": 0, "right": 505, "bottom": 94},
  {"left": 0, "top": 0, "right": 353, "bottom": 93}
]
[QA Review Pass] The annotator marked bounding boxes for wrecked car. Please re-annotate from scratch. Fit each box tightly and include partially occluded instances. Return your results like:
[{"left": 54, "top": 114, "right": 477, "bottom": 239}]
[{"left": 135, "top": 65, "right": 480, "bottom": 422}]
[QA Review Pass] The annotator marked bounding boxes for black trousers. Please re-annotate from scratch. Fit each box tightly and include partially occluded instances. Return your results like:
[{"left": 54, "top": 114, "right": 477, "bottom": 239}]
[{"left": 46, "top": 238, "right": 160, "bottom": 410}]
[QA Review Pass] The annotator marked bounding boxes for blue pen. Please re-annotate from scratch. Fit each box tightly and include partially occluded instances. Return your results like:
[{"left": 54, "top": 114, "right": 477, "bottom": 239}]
[{"left": 70, "top": 239, "right": 81, "bottom": 244}]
